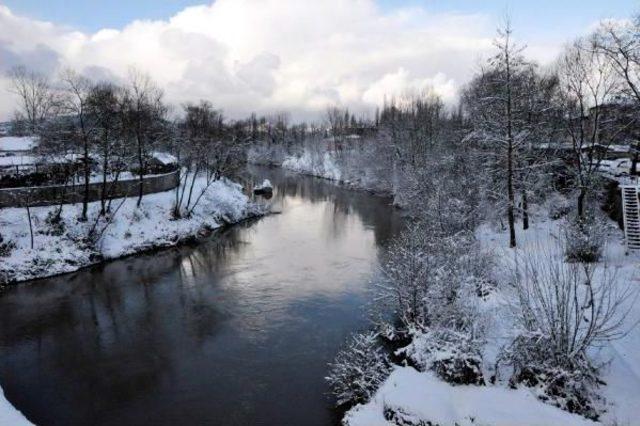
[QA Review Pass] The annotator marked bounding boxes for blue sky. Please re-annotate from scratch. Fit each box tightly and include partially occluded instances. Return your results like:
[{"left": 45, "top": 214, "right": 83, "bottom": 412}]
[{"left": 2, "top": 0, "right": 637, "bottom": 36}]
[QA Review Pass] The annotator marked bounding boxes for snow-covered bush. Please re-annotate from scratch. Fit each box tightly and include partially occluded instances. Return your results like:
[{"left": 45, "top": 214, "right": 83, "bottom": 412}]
[
  {"left": 501, "top": 248, "right": 638, "bottom": 419},
  {"left": 43, "top": 209, "right": 65, "bottom": 236},
  {"left": 547, "top": 192, "right": 572, "bottom": 220},
  {"left": 398, "top": 328, "right": 485, "bottom": 386},
  {"left": 0, "top": 235, "right": 16, "bottom": 257},
  {"left": 247, "top": 142, "right": 288, "bottom": 166},
  {"left": 500, "top": 332, "right": 602, "bottom": 420},
  {"left": 326, "top": 331, "right": 392, "bottom": 407},
  {"left": 379, "top": 223, "right": 492, "bottom": 330},
  {"left": 563, "top": 217, "right": 605, "bottom": 263}
]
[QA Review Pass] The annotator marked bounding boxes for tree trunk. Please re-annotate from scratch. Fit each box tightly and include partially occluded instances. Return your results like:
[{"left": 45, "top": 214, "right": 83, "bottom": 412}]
[
  {"left": 101, "top": 148, "right": 108, "bottom": 215},
  {"left": 26, "top": 204, "right": 34, "bottom": 249},
  {"left": 505, "top": 33, "right": 516, "bottom": 248},
  {"left": 522, "top": 189, "right": 529, "bottom": 230},
  {"left": 173, "top": 169, "right": 182, "bottom": 218},
  {"left": 81, "top": 136, "right": 90, "bottom": 221},
  {"left": 137, "top": 133, "right": 144, "bottom": 207},
  {"left": 577, "top": 186, "right": 586, "bottom": 220},
  {"left": 507, "top": 143, "right": 516, "bottom": 248}
]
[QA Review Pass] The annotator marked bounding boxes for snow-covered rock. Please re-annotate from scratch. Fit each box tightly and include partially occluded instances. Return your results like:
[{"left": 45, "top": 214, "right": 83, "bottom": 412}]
[{"left": 253, "top": 179, "right": 273, "bottom": 194}]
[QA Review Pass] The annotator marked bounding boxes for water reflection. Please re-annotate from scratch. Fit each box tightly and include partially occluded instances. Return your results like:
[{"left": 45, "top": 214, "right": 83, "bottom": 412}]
[{"left": 0, "top": 166, "right": 402, "bottom": 426}]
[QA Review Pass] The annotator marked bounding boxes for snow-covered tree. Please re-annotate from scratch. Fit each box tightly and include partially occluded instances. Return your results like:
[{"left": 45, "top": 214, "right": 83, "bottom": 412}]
[{"left": 326, "top": 331, "right": 391, "bottom": 407}]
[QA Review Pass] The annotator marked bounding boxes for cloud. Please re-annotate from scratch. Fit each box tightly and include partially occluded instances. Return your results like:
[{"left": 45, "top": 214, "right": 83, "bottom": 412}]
[{"left": 0, "top": 0, "right": 562, "bottom": 121}]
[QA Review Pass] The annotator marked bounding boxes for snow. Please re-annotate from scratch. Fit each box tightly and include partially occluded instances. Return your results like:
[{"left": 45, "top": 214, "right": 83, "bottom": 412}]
[
  {"left": 476, "top": 214, "right": 640, "bottom": 425},
  {"left": 253, "top": 179, "right": 272, "bottom": 191},
  {"left": 0, "top": 176, "right": 266, "bottom": 284},
  {"left": 346, "top": 205, "right": 640, "bottom": 425},
  {"left": 597, "top": 158, "right": 631, "bottom": 178},
  {"left": 346, "top": 367, "right": 597, "bottom": 426},
  {"left": 282, "top": 151, "right": 342, "bottom": 181},
  {"left": 151, "top": 151, "right": 177, "bottom": 165},
  {"left": 0, "top": 136, "right": 38, "bottom": 152},
  {"left": 0, "top": 386, "right": 32, "bottom": 426},
  {"left": 0, "top": 155, "right": 37, "bottom": 167}
]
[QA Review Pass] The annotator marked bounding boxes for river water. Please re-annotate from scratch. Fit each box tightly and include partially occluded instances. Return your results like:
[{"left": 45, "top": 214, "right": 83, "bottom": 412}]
[{"left": 0, "top": 166, "right": 402, "bottom": 426}]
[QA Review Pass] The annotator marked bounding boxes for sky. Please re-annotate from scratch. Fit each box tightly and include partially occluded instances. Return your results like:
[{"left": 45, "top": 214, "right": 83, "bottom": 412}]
[{"left": 0, "top": 0, "right": 637, "bottom": 121}]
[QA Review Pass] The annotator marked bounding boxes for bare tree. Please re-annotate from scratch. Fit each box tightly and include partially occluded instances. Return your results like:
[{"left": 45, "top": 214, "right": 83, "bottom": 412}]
[
  {"left": 86, "top": 82, "right": 123, "bottom": 215},
  {"left": 173, "top": 101, "right": 245, "bottom": 218},
  {"left": 593, "top": 18, "right": 640, "bottom": 174},
  {"left": 60, "top": 69, "right": 96, "bottom": 221},
  {"left": 123, "top": 69, "right": 166, "bottom": 207},
  {"left": 556, "top": 39, "right": 624, "bottom": 219},
  {"left": 7, "top": 66, "right": 57, "bottom": 134}
]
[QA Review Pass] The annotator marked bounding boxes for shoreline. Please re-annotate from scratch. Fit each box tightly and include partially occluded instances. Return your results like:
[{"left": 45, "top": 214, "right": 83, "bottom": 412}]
[{"left": 0, "top": 177, "right": 269, "bottom": 287}]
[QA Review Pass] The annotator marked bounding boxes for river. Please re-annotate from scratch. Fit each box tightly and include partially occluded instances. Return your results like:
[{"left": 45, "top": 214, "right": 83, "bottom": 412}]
[{"left": 0, "top": 166, "right": 402, "bottom": 426}]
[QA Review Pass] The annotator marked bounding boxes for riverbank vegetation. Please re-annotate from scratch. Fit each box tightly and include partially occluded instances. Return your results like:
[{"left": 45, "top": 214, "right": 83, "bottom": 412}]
[
  {"left": 0, "top": 71, "right": 266, "bottom": 285},
  {"left": 321, "top": 18, "right": 640, "bottom": 426}
]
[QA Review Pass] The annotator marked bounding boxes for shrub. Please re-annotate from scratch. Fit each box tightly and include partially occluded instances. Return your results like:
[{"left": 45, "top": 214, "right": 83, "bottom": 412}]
[
  {"left": 548, "top": 193, "right": 572, "bottom": 220},
  {"left": 378, "top": 223, "right": 492, "bottom": 330},
  {"left": 326, "top": 331, "right": 392, "bottom": 407},
  {"left": 502, "top": 248, "right": 637, "bottom": 419},
  {"left": 500, "top": 333, "right": 602, "bottom": 420},
  {"left": 0, "top": 235, "right": 16, "bottom": 257},
  {"left": 43, "top": 210, "right": 66, "bottom": 236},
  {"left": 563, "top": 218, "right": 605, "bottom": 263},
  {"left": 398, "top": 328, "right": 485, "bottom": 386}
]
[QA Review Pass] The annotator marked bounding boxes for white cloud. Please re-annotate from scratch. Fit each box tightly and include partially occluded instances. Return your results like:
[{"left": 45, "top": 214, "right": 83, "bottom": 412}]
[{"left": 0, "top": 0, "right": 563, "bottom": 121}]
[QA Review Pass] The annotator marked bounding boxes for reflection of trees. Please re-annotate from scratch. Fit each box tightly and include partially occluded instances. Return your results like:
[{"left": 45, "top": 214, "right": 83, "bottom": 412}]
[
  {"left": 0, "top": 235, "right": 250, "bottom": 424},
  {"left": 0, "top": 166, "right": 403, "bottom": 425}
]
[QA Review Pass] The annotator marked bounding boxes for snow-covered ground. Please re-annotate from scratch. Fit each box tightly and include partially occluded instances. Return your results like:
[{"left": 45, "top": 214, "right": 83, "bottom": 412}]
[
  {"left": 344, "top": 211, "right": 640, "bottom": 425},
  {"left": 346, "top": 367, "right": 597, "bottom": 426},
  {"left": 0, "top": 387, "right": 32, "bottom": 426},
  {"left": 0, "top": 136, "right": 38, "bottom": 152},
  {"left": 0, "top": 176, "right": 266, "bottom": 284}
]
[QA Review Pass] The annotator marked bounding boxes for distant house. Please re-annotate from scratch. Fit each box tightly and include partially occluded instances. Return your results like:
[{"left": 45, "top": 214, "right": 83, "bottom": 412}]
[{"left": 147, "top": 151, "right": 178, "bottom": 174}]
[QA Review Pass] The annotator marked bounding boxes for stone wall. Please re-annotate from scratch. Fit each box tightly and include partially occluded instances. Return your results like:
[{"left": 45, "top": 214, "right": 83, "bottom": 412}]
[{"left": 0, "top": 170, "right": 179, "bottom": 208}]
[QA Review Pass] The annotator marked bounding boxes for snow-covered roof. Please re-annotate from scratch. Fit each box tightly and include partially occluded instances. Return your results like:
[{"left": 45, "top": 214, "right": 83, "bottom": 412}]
[
  {"left": 0, "top": 136, "right": 39, "bottom": 152},
  {"left": 151, "top": 151, "right": 177, "bottom": 165},
  {"left": 608, "top": 144, "right": 631, "bottom": 153}
]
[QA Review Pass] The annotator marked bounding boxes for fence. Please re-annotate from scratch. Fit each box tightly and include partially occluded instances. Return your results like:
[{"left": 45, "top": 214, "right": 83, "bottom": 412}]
[{"left": 0, "top": 170, "right": 179, "bottom": 208}]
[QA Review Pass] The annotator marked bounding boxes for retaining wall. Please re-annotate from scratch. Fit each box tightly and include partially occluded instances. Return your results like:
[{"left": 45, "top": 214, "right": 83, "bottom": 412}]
[{"left": 0, "top": 170, "right": 179, "bottom": 208}]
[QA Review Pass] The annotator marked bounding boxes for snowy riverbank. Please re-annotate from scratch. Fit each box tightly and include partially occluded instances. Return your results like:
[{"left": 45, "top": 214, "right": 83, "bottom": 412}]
[
  {"left": 249, "top": 144, "right": 393, "bottom": 196},
  {"left": 0, "top": 177, "right": 266, "bottom": 285},
  {"left": 0, "top": 387, "right": 32, "bottom": 426},
  {"left": 343, "top": 213, "right": 639, "bottom": 426}
]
